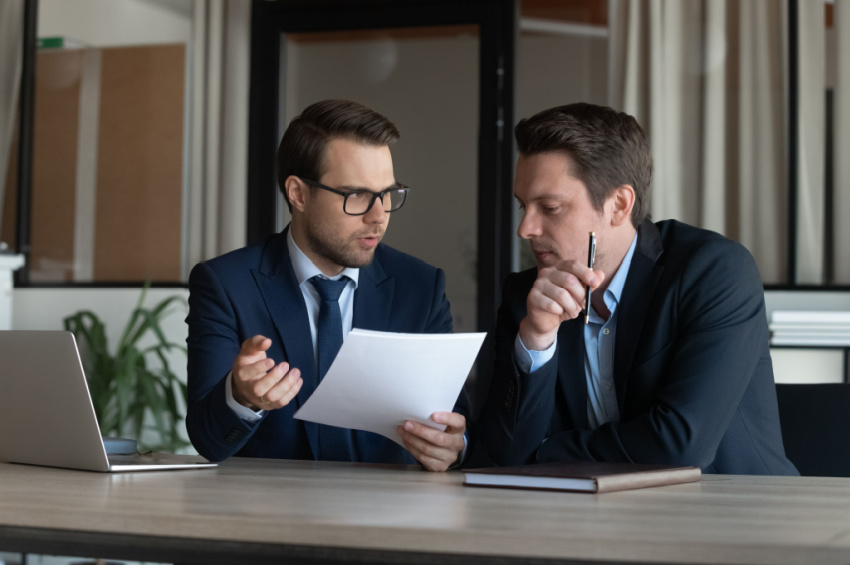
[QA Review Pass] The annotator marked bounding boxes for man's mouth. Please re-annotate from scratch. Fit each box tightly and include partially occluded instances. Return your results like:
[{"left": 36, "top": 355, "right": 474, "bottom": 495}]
[
  {"left": 531, "top": 245, "right": 556, "bottom": 263},
  {"left": 355, "top": 232, "right": 382, "bottom": 248}
]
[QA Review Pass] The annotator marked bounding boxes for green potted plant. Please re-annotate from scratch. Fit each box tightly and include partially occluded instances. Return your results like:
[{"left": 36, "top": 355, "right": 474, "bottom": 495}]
[{"left": 63, "top": 285, "right": 189, "bottom": 452}]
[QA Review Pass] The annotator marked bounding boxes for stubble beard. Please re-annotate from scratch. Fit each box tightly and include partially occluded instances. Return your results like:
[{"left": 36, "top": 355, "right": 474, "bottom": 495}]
[{"left": 305, "top": 219, "right": 382, "bottom": 269}]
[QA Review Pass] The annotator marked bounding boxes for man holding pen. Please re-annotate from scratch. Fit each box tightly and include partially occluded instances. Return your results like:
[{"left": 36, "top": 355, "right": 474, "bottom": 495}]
[{"left": 476, "top": 103, "right": 798, "bottom": 475}]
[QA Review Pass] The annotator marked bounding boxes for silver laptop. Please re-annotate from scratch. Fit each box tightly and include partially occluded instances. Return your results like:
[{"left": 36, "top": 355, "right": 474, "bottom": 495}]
[{"left": 0, "top": 330, "right": 216, "bottom": 472}]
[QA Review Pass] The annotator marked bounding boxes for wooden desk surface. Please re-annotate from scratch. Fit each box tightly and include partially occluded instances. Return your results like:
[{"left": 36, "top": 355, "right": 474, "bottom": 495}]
[{"left": 1, "top": 457, "right": 850, "bottom": 565}]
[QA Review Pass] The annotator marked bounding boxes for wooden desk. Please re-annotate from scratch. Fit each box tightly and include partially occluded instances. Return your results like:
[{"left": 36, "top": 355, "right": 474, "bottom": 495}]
[{"left": 1, "top": 458, "right": 850, "bottom": 565}]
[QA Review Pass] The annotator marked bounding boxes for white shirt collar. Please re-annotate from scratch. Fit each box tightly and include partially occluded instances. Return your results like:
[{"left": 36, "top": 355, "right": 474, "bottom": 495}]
[{"left": 286, "top": 228, "right": 360, "bottom": 288}]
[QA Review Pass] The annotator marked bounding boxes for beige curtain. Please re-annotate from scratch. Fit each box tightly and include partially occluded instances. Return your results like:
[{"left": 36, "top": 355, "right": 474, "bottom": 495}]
[
  {"left": 608, "top": 0, "right": 788, "bottom": 284},
  {"left": 0, "top": 0, "right": 23, "bottom": 230},
  {"left": 186, "top": 0, "right": 251, "bottom": 274},
  {"left": 836, "top": 0, "right": 850, "bottom": 284},
  {"left": 796, "top": 1, "right": 825, "bottom": 284}
]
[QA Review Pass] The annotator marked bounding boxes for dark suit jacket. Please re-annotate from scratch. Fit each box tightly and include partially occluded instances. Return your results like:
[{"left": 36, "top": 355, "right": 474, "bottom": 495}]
[
  {"left": 186, "top": 228, "right": 454, "bottom": 463},
  {"left": 477, "top": 220, "right": 798, "bottom": 475}
]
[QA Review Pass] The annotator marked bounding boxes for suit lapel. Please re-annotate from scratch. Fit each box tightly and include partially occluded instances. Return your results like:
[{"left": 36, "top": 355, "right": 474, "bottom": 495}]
[
  {"left": 251, "top": 228, "right": 320, "bottom": 457},
  {"left": 555, "top": 318, "right": 588, "bottom": 430},
  {"left": 614, "top": 220, "right": 665, "bottom": 407},
  {"left": 353, "top": 249, "right": 393, "bottom": 331}
]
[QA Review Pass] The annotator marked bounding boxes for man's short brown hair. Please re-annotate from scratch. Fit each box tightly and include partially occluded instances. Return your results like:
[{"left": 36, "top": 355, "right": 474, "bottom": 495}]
[
  {"left": 277, "top": 99, "right": 400, "bottom": 209},
  {"left": 515, "top": 103, "right": 652, "bottom": 227}
]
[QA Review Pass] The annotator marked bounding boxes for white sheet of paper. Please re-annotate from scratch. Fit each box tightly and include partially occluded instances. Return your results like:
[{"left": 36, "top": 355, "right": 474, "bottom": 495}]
[{"left": 293, "top": 329, "right": 486, "bottom": 446}]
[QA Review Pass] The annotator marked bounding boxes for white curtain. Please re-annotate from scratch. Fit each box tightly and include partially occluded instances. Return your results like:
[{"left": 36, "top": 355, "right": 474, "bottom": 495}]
[
  {"left": 608, "top": 0, "right": 789, "bottom": 284},
  {"left": 186, "top": 0, "right": 250, "bottom": 274},
  {"left": 0, "top": 0, "right": 23, "bottom": 231},
  {"left": 836, "top": 0, "right": 850, "bottom": 284}
]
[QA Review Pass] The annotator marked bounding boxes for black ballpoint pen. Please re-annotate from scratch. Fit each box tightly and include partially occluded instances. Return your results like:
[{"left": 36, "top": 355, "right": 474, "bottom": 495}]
[{"left": 585, "top": 232, "right": 596, "bottom": 324}]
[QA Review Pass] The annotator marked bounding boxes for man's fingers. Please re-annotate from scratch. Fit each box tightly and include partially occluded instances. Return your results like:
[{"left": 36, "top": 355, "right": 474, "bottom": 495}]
[
  {"left": 397, "top": 426, "right": 449, "bottom": 468},
  {"left": 551, "top": 261, "right": 605, "bottom": 289},
  {"left": 233, "top": 357, "right": 275, "bottom": 384},
  {"left": 232, "top": 358, "right": 302, "bottom": 411},
  {"left": 397, "top": 417, "right": 464, "bottom": 468},
  {"left": 531, "top": 278, "right": 583, "bottom": 319},
  {"left": 396, "top": 430, "right": 446, "bottom": 471},
  {"left": 239, "top": 335, "right": 271, "bottom": 357},
  {"left": 431, "top": 411, "right": 466, "bottom": 433},
  {"left": 250, "top": 361, "right": 290, "bottom": 396},
  {"left": 262, "top": 367, "right": 303, "bottom": 408}
]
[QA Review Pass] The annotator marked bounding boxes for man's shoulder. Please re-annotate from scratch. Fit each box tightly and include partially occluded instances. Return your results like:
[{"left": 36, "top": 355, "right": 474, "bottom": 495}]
[
  {"left": 190, "top": 235, "right": 274, "bottom": 278},
  {"left": 654, "top": 219, "right": 751, "bottom": 262},
  {"left": 652, "top": 219, "right": 761, "bottom": 286},
  {"left": 373, "top": 243, "right": 442, "bottom": 277}
]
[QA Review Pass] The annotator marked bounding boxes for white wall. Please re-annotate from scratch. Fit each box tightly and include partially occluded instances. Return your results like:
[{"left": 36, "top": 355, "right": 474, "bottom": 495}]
[
  {"left": 12, "top": 287, "right": 189, "bottom": 375},
  {"left": 284, "top": 30, "right": 480, "bottom": 332}
]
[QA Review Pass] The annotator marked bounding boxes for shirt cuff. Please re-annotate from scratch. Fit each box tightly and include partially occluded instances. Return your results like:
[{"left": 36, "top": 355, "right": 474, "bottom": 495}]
[
  {"left": 514, "top": 334, "right": 557, "bottom": 373},
  {"left": 225, "top": 370, "right": 265, "bottom": 423}
]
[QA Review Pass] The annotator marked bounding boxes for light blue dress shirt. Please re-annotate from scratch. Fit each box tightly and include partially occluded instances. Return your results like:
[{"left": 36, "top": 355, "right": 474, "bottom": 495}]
[
  {"left": 515, "top": 233, "right": 638, "bottom": 429},
  {"left": 225, "top": 231, "right": 358, "bottom": 421}
]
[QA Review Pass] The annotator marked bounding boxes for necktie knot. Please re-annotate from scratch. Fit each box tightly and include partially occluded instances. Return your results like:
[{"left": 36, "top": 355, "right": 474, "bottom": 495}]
[{"left": 310, "top": 276, "right": 348, "bottom": 302}]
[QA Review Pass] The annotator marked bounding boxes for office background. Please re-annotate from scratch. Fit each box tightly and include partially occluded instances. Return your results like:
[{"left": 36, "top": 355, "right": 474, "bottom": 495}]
[{"left": 0, "top": 0, "right": 848, "bottom": 460}]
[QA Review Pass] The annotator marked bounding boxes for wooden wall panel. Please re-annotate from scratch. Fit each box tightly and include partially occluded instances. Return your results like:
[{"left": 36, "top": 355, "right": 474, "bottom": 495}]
[
  {"left": 522, "top": 0, "right": 608, "bottom": 26},
  {"left": 31, "top": 50, "right": 82, "bottom": 282},
  {"left": 94, "top": 44, "right": 184, "bottom": 282}
]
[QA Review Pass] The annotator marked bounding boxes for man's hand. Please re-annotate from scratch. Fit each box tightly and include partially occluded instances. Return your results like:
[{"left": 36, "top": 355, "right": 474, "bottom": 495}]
[
  {"left": 519, "top": 260, "right": 605, "bottom": 350},
  {"left": 231, "top": 335, "right": 302, "bottom": 411},
  {"left": 397, "top": 412, "right": 466, "bottom": 472}
]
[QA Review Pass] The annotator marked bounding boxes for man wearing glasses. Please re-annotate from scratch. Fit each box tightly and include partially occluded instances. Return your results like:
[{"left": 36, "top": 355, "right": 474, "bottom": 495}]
[{"left": 186, "top": 99, "right": 466, "bottom": 471}]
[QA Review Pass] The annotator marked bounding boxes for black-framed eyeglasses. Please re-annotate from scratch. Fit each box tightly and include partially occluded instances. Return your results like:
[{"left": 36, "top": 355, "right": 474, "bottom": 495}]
[{"left": 298, "top": 177, "right": 409, "bottom": 216}]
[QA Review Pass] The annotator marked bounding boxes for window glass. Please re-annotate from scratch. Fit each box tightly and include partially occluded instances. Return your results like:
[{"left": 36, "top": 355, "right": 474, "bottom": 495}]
[
  {"left": 281, "top": 26, "right": 480, "bottom": 332},
  {"left": 4, "top": 0, "right": 192, "bottom": 283}
]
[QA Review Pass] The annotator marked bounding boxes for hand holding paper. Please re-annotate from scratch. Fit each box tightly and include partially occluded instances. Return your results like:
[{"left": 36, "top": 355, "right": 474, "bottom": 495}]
[
  {"left": 294, "top": 329, "right": 486, "bottom": 469},
  {"left": 397, "top": 410, "right": 467, "bottom": 472}
]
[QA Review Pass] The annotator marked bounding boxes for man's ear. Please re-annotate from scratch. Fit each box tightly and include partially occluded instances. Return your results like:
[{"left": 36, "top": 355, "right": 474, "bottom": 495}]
[
  {"left": 608, "top": 184, "right": 636, "bottom": 227},
  {"left": 285, "top": 176, "right": 308, "bottom": 213}
]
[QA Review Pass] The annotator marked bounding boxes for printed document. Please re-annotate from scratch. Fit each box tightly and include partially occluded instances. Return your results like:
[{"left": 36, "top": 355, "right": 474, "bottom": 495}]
[{"left": 294, "top": 329, "right": 486, "bottom": 445}]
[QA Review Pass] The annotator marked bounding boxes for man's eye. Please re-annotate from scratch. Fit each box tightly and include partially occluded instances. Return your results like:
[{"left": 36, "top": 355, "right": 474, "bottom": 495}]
[{"left": 347, "top": 192, "right": 369, "bottom": 201}]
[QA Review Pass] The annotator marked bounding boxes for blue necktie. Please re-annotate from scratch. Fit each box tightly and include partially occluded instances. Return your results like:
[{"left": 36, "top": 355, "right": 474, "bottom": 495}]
[
  {"left": 310, "top": 275, "right": 353, "bottom": 461},
  {"left": 311, "top": 276, "right": 348, "bottom": 379}
]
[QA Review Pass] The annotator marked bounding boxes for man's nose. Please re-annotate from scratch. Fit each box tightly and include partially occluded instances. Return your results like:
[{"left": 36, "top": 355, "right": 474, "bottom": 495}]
[
  {"left": 517, "top": 211, "right": 540, "bottom": 239},
  {"left": 364, "top": 194, "right": 388, "bottom": 223}
]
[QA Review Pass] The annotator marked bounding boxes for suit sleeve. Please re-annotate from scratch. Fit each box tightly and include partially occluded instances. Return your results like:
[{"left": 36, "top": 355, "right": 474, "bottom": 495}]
[
  {"left": 538, "top": 241, "right": 771, "bottom": 469},
  {"left": 185, "top": 262, "right": 263, "bottom": 461},
  {"left": 476, "top": 272, "right": 560, "bottom": 465},
  {"left": 427, "top": 267, "right": 472, "bottom": 421},
  {"left": 427, "top": 267, "right": 453, "bottom": 334}
]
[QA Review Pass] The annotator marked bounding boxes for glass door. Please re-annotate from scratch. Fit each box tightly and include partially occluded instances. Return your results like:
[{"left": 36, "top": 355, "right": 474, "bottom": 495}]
[{"left": 248, "top": 0, "right": 515, "bottom": 400}]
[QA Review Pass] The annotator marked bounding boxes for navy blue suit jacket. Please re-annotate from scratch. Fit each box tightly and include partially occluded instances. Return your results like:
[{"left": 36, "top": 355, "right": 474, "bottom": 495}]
[
  {"left": 186, "top": 228, "right": 454, "bottom": 463},
  {"left": 477, "top": 220, "right": 798, "bottom": 475}
]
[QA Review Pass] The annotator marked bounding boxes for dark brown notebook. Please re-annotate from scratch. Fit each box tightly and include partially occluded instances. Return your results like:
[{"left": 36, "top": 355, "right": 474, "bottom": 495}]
[{"left": 463, "top": 461, "right": 701, "bottom": 493}]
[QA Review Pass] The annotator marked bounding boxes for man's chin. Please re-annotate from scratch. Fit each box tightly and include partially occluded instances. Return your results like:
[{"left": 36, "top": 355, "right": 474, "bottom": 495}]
[{"left": 341, "top": 248, "right": 377, "bottom": 269}]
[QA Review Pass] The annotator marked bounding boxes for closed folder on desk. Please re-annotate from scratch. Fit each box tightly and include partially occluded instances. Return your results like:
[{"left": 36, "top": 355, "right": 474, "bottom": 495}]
[{"left": 464, "top": 461, "right": 701, "bottom": 493}]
